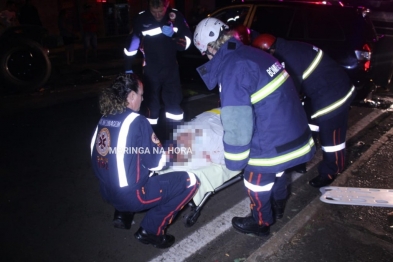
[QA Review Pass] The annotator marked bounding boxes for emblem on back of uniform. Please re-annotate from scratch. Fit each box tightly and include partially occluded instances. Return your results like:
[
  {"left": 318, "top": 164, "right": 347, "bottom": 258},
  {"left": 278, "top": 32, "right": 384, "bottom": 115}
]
[{"left": 96, "top": 128, "right": 111, "bottom": 156}]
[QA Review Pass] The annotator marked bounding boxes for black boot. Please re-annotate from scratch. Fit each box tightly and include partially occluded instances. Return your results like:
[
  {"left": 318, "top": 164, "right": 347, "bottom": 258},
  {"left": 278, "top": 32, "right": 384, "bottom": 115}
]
[
  {"left": 272, "top": 199, "right": 287, "bottom": 219},
  {"left": 134, "top": 227, "right": 175, "bottom": 249},
  {"left": 293, "top": 163, "right": 307, "bottom": 173},
  {"left": 231, "top": 216, "right": 270, "bottom": 236},
  {"left": 309, "top": 175, "right": 335, "bottom": 188},
  {"left": 113, "top": 209, "right": 134, "bottom": 230}
]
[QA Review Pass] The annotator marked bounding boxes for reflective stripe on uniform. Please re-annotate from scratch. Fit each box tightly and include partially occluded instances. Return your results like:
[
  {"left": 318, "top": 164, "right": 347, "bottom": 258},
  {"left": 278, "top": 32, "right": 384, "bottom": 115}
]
[
  {"left": 187, "top": 172, "right": 197, "bottom": 188},
  {"left": 185, "top": 36, "right": 191, "bottom": 49},
  {"left": 149, "top": 153, "right": 167, "bottom": 171},
  {"left": 322, "top": 142, "right": 346, "bottom": 152},
  {"left": 90, "top": 126, "right": 98, "bottom": 156},
  {"left": 244, "top": 179, "right": 274, "bottom": 192},
  {"left": 251, "top": 70, "right": 289, "bottom": 104},
  {"left": 166, "top": 112, "right": 184, "bottom": 120},
  {"left": 117, "top": 113, "right": 139, "bottom": 187},
  {"left": 309, "top": 124, "right": 320, "bottom": 132},
  {"left": 124, "top": 48, "right": 138, "bottom": 56},
  {"left": 248, "top": 138, "right": 314, "bottom": 167},
  {"left": 142, "top": 27, "right": 162, "bottom": 36},
  {"left": 224, "top": 149, "right": 250, "bottom": 161},
  {"left": 311, "top": 86, "right": 355, "bottom": 119},
  {"left": 302, "top": 49, "right": 323, "bottom": 80},
  {"left": 276, "top": 171, "right": 284, "bottom": 177},
  {"left": 147, "top": 118, "right": 158, "bottom": 125},
  {"left": 142, "top": 27, "right": 179, "bottom": 36}
]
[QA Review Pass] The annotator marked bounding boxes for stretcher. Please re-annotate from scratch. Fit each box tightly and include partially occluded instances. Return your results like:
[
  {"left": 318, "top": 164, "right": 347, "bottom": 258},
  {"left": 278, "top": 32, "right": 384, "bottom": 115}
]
[
  {"left": 159, "top": 164, "right": 243, "bottom": 227},
  {"left": 320, "top": 186, "right": 393, "bottom": 207}
]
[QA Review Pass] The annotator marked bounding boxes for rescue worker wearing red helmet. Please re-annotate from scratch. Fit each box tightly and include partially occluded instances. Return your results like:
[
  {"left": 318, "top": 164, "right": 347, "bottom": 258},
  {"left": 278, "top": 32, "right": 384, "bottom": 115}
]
[
  {"left": 123, "top": 0, "right": 192, "bottom": 126},
  {"left": 252, "top": 34, "right": 356, "bottom": 188},
  {"left": 193, "top": 18, "right": 316, "bottom": 236}
]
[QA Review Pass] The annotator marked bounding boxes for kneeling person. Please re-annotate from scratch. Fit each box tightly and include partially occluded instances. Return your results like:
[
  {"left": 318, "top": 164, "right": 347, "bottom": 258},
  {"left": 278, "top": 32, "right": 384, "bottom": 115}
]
[{"left": 90, "top": 74, "right": 200, "bottom": 248}]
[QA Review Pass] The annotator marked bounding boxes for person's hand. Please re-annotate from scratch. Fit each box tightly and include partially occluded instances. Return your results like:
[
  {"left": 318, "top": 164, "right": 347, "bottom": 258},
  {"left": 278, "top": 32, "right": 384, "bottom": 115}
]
[
  {"left": 162, "top": 24, "right": 174, "bottom": 37},
  {"left": 176, "top": 37, "right": 186, "bottom": 48}
]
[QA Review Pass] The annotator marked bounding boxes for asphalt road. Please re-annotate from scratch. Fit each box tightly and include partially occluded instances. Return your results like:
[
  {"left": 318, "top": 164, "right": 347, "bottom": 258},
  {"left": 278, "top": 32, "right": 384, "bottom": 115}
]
[{"left": 1, "top": 81, "right": 393, "bottom": 261}]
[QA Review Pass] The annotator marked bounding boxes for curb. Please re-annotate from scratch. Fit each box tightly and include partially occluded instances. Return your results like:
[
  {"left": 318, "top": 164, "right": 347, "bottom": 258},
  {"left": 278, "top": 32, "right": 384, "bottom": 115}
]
[{"left": 246, "top": 118, "right": 393, "bottom": 261}]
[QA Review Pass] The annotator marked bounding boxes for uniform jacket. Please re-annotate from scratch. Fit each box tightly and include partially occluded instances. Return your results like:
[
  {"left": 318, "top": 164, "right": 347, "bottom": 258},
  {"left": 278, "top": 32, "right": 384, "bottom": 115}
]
[
  {"left": 124, "top": 7, "right": 192, "bottom": 68},
  {"left": 197, "top": 38, "right": 316, "bottom": 173},
  {"left": 274, "top": 37, "right": 356, "bottom": 123},
  {"left": 90, "top": 109, "right": 167, "bottom": 210}
]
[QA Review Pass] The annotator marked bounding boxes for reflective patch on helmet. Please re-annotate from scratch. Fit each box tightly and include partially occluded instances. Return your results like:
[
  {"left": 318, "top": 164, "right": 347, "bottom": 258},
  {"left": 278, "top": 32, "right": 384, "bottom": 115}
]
[
  {"left": 209, "top": 31, "right": 215, "bottom": 37},
  {"left": 96, "top": 128, "right": 111, "bottom": 156}
]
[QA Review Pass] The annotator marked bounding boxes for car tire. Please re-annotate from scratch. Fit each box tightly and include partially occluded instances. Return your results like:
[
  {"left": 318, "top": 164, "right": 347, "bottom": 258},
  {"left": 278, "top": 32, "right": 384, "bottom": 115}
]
[{"left": 0, "top": 37, "right": 51, "bottom": 93}]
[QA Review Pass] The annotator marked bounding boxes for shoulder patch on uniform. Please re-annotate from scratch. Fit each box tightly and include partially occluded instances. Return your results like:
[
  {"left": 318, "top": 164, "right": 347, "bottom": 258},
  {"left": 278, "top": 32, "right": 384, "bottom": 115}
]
[
  {"left": 169, "top": 12, "right": 176, "bottom": 21},
  {"left": 152, "top": 133, "right": 162, "bottom": 147},
  {"left": 96, "top": 128, "right": 111, "bottom": 156}
]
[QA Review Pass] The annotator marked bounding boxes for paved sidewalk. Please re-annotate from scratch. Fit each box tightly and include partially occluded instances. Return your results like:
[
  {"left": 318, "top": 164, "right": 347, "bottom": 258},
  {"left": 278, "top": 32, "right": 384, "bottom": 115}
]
[{"left": 247, "top": 119, "right": 393, "bottom": 261}]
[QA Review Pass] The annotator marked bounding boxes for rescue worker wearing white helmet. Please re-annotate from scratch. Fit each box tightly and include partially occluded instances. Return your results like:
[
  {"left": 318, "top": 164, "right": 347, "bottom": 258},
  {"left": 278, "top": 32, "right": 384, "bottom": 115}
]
[
  {"left": 193, "top": 18, "right": 316, "bottom": 236},
  {"left": 252, "top": 34, "right": 356, "bottom": 188}
]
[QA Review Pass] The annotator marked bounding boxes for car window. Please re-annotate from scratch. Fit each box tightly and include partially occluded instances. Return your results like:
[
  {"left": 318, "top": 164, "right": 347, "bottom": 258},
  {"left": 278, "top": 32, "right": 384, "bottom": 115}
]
[
  {"left": 212, "top": 7, "right": 250, "bottom": 28},
  {"left": 251, "top": 6, "right": 302, "bottom": 38},
  {"left": 306, "top": 8, "right": 345, "bottom": 41}
]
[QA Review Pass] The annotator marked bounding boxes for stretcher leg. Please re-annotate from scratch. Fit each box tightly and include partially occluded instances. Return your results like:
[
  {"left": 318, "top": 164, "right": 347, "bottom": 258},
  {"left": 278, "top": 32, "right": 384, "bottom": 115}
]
[{"left": 183, "top": 173, "right": 244, "bottom": 227}]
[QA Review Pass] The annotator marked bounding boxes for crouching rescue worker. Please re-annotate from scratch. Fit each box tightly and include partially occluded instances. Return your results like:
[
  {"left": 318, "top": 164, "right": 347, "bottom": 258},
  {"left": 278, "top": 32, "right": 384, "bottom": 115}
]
[
  {"left": 123, "top": 0, "right": 192, "bottom": 126},
  {"left": 193, "top": 18, "right": 316, "bottom": 236},
  {"left": 90, "top": 74, "right": 199, "bottom": 248},
  {"left": 252, "top": 34, "right": 356, "bottom": 188}
]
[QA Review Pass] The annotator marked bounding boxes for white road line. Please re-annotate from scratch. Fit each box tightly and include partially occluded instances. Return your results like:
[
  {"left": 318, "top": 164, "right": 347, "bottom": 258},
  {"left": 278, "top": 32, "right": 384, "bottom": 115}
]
[
  {"left": 149, "top": 198, "right": 250, "bottom": 262},
  {"left": 150, "top": 108, "right": 385, "bottom": 262}
]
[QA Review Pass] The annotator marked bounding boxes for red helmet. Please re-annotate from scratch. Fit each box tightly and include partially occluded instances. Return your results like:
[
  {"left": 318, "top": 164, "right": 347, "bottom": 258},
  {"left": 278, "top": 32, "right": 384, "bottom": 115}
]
[
  {"left": 252, "top": 34, "right": 277, "bottom": 51},
  {"left": 233, "top": 25, "right": 251, "bottom": 45}
]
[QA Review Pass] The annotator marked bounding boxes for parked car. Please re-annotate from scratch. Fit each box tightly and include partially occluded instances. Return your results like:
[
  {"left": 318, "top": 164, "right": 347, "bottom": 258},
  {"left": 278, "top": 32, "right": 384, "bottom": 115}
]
[
  {"left": 179, "top": 0, "right": 393, "bottom": 99},
  {"left": 0, "top": 25, "right": 51, "bottom": 93}
]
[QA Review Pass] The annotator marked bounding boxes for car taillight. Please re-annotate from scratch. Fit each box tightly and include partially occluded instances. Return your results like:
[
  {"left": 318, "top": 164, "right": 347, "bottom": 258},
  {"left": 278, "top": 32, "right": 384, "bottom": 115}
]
[{"left": 355, "top": 44, "right": 371, "bottom": 71}]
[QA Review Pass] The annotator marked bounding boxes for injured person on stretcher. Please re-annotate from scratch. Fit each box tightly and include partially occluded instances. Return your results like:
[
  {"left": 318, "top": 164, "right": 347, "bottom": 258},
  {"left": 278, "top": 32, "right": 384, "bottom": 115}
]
[{"left": 159, "top": 108, "right": 242, "bottom": 207}]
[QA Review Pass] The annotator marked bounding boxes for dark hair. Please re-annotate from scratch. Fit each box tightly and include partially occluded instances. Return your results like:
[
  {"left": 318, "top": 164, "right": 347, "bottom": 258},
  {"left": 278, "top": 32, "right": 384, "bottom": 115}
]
[
  {"left": 149, "top": 0, "right": 169, "bottom": 8},
  {"left": 99, "top": 73, "right": 140, "bottom": 116}
]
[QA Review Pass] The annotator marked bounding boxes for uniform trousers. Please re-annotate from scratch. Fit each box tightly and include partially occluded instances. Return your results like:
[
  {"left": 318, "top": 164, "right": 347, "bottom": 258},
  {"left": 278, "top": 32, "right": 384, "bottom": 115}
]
[
  {"left": 244, "top": 169, "right": 288, "bottom": 226},
  {"left": 312, "top": 109, "right": 349, "bottom": 180},
  {"left": 142, "top": 64, "right": 183, "bottom": 120},
  {"left": 126, "top": 171, "right": 199, "bottom": 235}
]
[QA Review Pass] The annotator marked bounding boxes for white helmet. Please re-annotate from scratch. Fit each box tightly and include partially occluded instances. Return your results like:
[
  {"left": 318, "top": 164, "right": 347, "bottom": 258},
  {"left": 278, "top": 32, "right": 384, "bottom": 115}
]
[{"left": 193, "top": 17, "right": 229, "bottom": 55}]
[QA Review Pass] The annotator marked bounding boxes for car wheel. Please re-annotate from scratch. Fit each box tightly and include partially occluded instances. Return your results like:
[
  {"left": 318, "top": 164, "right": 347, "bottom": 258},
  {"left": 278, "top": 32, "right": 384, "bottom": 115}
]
[{"left": 0, "top": 38, "right": 51, "bottom": 93}]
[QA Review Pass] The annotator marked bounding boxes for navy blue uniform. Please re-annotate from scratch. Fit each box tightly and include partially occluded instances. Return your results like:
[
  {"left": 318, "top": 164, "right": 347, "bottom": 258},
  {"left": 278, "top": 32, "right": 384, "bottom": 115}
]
[
  {"left": 197, "top": 38, "right": 316, "bottom": 225},
  {"left": 273, "top": 37, "right": 356, "bottom": 180},
  {"left": 91, "top": 109, "right": 199, "bottom": 235},
  {"left": 124, "top": 8, "right": 192, "bottom": 124}
]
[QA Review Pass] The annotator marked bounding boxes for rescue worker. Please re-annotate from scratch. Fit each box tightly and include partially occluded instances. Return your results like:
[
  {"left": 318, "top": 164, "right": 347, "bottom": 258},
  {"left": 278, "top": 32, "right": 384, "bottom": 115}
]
[
  {"left": 90, "top": 74, "right": 199, "bottom": 248},
  {"left": 124, "top": 0, "right": 192, "bottom": 126},
  {"left": 252, "top": 34, "right": 356, "bottom": 188},
  {"left": 193, "top": 18, "right": 316, "bottom": 236}
]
